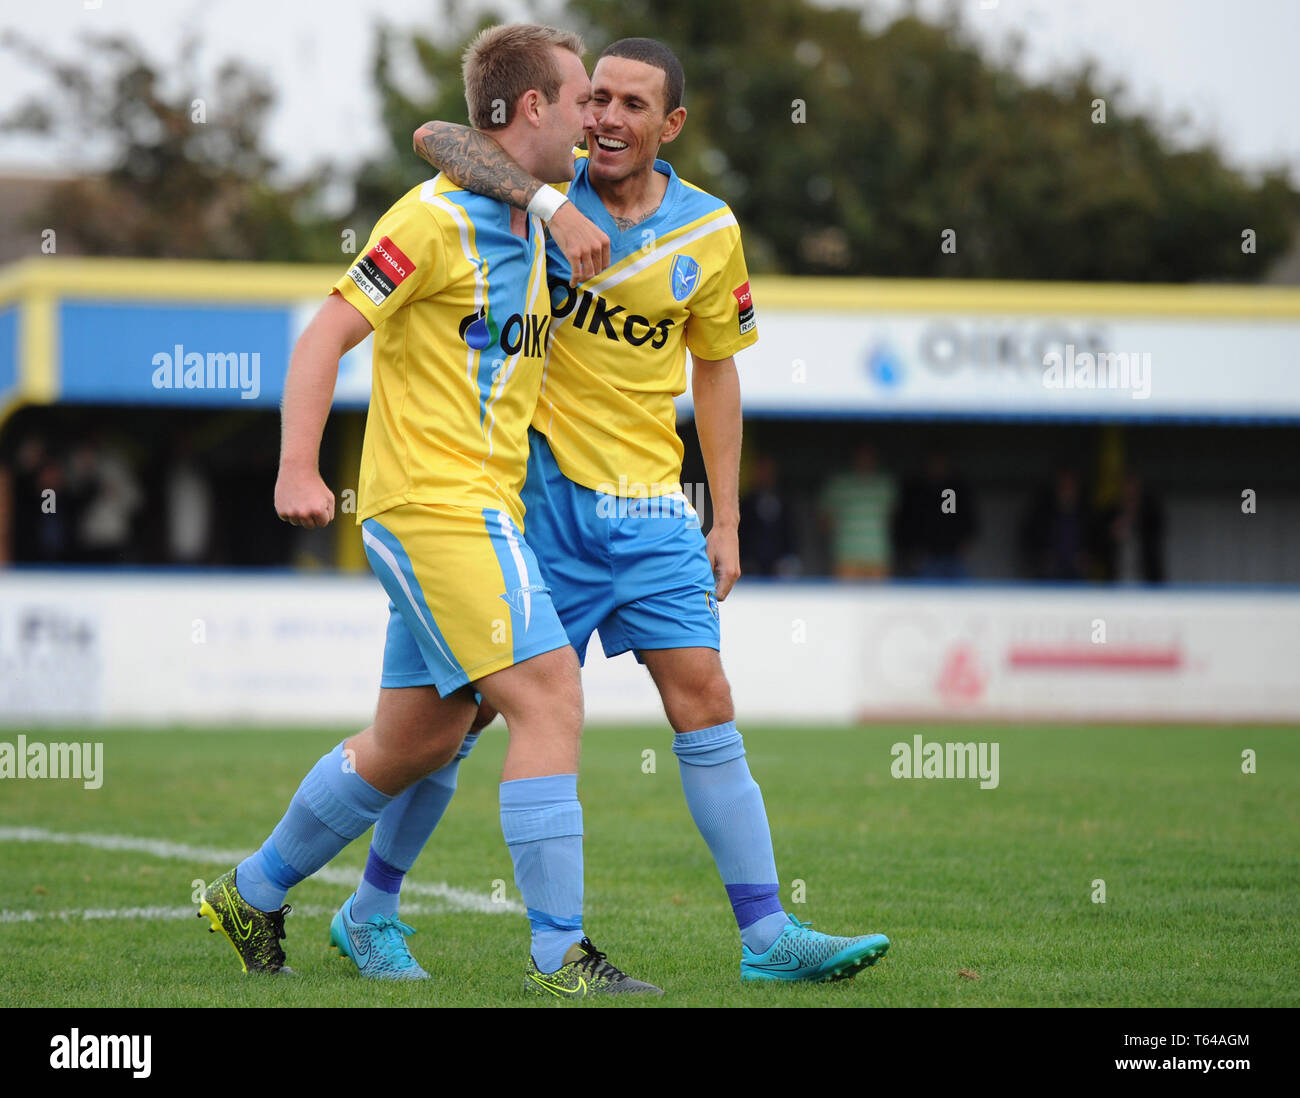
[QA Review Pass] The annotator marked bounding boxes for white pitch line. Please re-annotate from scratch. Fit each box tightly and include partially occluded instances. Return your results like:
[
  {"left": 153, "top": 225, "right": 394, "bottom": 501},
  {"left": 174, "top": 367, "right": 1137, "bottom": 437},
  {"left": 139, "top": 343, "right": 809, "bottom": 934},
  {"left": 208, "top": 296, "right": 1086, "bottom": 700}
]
[
  {"left": 0, "top": 826, "right": 521, "bottom": 916},
  {"left": 0, "top": 900, "right": 460, "bottom": 925}
]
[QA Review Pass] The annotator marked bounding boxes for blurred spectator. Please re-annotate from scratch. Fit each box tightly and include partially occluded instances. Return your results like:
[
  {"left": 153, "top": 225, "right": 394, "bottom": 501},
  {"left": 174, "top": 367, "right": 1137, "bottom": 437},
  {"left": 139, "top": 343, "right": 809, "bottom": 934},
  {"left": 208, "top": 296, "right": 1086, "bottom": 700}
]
[
  {"left": 7, "top": 434, "right": 86, "bottom": 563},
  {"left": 893, "top": 450, "right": 978, "bottom": 579},
  {"left": 1020, "top": 466, "right": 1090, "bottom": 580},
  {"left": 739, "top": 454, "right": 800, "bottom": 576},
  {"left": 0, "top": 415, "right": 295, "bottom": 568},
  {"left": 167, "top": 436, "right": 214, "bottom": 564},
  {"left": 70, "top": 437, "right": 144, "bottom": 564},
  {"left": 32, "top": 457, "right": 77, "bottom": 562},
  {"left": 9, "top": 434, "right": 49, "bottom": 561},
  {"left": 1094, "top": 472, "right": 1166, "bottom": 583},
  {"left": 819, "top": 442, "right": 895, "bottom": 579}
]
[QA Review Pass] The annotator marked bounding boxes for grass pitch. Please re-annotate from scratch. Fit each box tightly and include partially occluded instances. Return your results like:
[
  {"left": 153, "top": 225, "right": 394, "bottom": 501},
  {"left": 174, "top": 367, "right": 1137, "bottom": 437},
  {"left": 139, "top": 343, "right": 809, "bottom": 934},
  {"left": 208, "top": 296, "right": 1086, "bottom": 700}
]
[{"left": 1, "top": 723, "right": 1296, "bottom": 1007}]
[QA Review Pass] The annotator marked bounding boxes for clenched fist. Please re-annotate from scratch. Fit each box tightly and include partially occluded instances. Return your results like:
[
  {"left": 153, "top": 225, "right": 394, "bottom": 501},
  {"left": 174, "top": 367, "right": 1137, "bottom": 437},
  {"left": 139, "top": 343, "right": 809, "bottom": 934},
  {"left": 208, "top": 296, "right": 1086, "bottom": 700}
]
[
  {"left": 549, "top": 201, "right": 611, "bottom": 286},
  {"left": 275, "top": 465, "right": 336, "bottom": 528}
]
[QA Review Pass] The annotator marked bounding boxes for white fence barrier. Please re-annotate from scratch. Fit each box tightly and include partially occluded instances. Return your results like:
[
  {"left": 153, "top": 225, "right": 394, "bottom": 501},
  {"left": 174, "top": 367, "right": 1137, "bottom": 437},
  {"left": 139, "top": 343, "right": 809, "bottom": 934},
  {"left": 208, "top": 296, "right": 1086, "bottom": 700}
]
[{"left": 2, "top": 573, "right": 1297, "bottom": 725}]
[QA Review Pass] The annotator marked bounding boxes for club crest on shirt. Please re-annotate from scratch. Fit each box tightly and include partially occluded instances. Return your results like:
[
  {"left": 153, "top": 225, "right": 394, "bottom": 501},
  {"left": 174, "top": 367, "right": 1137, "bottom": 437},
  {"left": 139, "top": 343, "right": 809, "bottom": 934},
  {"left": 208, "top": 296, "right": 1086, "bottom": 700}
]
[
  {"left": 500, "top": 584, "right": 550, "bottom": 617},
  {"left": 670, "top": 254, "right": 701, "bottom": 302}
]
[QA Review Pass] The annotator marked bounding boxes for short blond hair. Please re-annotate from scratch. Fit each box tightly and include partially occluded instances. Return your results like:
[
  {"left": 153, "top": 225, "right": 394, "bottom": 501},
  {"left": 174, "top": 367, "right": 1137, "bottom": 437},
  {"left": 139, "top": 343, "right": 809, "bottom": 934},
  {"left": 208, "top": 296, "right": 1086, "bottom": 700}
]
[{"left": 462, "top": 24, "right": 586, "bottom": 130}]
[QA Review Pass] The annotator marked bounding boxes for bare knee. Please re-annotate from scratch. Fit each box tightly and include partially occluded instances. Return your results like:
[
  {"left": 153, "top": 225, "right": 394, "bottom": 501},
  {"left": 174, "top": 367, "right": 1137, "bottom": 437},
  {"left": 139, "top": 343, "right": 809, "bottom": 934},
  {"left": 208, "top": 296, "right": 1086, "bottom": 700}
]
[
  {"left": 413, "top": 731, "right": 464, "bottom": 774},
  {"left": 479, "top": 646, "right": 582, "bottom": 728},
  {"left": 657, "top": 666, "right": 734, "bottom": 733},
  {"left": 476, "top": 647, "right": 583, "bottom": 780},
  {"left": 356, "top": 686, "right": 476, "bottom": 791}
]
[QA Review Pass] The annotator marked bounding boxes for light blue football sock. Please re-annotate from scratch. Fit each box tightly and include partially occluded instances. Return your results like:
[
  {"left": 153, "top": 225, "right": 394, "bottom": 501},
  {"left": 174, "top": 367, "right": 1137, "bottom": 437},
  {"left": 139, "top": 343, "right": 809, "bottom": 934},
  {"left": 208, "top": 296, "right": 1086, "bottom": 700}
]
[
  {"left": 499, "top": 773, "right": 584, "bottom": 973},
  {"left": 351, "top": 732, "right": 480, "bottom": 923},
  {"left": 673, "top": 722, "right": 788, "bottom": 954},
  {"left": 235, "top": 742, "right": 393, "bottom": 913}
]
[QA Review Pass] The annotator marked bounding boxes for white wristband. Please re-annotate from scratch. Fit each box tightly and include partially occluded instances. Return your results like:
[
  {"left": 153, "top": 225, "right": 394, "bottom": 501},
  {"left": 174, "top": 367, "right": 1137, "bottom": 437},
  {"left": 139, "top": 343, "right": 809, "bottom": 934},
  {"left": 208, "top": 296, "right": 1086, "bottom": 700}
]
[{"left": 526, "top": 185, "right": 568, "bottom": 222}]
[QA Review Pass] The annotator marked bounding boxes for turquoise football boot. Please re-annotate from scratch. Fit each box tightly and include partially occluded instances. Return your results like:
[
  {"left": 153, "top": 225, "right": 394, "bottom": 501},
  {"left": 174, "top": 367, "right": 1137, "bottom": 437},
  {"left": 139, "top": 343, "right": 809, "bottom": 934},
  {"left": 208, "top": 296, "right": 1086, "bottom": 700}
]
[
  {"left": 740, "top": 914, "right": 889, "bottom": 982},
  {"left": 329, "top": 893, "right": 430, "bottom": 980}
]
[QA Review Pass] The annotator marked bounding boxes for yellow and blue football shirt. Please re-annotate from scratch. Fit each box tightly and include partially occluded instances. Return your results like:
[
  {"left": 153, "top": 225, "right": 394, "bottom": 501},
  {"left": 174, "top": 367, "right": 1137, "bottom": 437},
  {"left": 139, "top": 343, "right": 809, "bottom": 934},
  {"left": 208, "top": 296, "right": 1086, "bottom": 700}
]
[
  {"left": 511, "top": 154, "right": 755, "bottom": 666},
  {"left": 334, "top": 175, "right": 552, "bottom": 528},
  {"left": 536, "top": 153, "right": 757, "bottom": 497},
  {"left": 333, "top": 176, "right": 570, "bottom": 694}
]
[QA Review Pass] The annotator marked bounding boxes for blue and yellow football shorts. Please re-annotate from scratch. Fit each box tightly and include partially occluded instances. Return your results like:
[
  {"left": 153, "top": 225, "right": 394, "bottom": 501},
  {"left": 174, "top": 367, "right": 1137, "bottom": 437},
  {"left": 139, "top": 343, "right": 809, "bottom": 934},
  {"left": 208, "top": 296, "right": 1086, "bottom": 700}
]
[
  {"left": 362, "top": 502, "right": 570, "bottom": 696},
  {"left": 520, "top": 430, "right": 721, "bottom": 665}
]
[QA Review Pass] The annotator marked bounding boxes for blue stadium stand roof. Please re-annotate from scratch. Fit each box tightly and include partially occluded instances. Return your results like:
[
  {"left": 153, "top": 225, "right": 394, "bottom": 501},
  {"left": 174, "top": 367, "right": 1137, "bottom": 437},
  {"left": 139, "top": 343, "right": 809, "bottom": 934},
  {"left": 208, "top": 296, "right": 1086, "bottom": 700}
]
[{"left": 2, "top": 258, "right": 1298, "bottom": 426}]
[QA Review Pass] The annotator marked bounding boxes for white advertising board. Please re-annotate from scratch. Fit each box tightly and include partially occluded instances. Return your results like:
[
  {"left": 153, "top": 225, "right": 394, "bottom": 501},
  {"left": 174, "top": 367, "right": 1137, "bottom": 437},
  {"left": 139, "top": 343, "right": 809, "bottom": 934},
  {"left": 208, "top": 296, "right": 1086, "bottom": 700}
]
[
  {"left": 684, "top": 311, "right": 1300, "bottom": 420},
  {"left": 2, "top": 574, "right": 1296, "bottom": 726},
  {"left": 298, "top": 292, "right": 1300, "bottom": 421}
]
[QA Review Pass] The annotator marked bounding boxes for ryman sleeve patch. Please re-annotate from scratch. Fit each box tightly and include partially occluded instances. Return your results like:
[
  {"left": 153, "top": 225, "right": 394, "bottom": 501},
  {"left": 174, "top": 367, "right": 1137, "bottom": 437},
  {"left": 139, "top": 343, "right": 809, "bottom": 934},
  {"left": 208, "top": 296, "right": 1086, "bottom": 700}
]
[
  {"left": 733, "top": 280, "right": 755, "bottom": 336},
  {"left": 348, "top": 236, "right": 417, "bottom": 307}
]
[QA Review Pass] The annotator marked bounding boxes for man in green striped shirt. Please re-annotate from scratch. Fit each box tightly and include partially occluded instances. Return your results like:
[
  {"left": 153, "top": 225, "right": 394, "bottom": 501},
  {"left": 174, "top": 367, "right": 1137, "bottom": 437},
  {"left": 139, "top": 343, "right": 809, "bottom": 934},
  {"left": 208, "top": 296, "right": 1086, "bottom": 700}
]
[{"left": 820, "top": 442, "right": 895, "bottom": 578}]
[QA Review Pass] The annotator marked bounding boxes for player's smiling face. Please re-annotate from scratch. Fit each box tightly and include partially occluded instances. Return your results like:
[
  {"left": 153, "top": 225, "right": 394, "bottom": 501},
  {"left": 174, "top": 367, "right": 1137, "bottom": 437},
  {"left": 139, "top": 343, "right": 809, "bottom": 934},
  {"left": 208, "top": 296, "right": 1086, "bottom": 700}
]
[
  {"left": 540, "top": 48, "right": 596, "bottom": 182},
  {"left": 586, "top": 56, "right": 685, "bottom": 183}
]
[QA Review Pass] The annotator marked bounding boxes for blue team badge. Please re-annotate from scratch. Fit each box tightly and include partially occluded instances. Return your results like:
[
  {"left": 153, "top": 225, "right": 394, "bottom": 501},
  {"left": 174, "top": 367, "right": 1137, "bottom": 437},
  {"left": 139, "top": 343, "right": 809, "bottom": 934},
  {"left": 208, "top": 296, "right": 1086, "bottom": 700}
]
[
  {"left": 670, "top": 254, "right": 701, "bottom": 302},
  {"left": 705, "top": 590, "right": 720, "bottom": 621}
]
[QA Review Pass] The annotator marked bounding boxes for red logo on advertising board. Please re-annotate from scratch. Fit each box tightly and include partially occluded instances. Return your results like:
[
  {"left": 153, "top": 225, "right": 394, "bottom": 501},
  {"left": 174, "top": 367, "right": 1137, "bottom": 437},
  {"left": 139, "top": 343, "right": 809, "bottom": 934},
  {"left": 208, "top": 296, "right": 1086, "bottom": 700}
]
[{"left": 937, "top": 643, "right": 986, "bottom": 704}]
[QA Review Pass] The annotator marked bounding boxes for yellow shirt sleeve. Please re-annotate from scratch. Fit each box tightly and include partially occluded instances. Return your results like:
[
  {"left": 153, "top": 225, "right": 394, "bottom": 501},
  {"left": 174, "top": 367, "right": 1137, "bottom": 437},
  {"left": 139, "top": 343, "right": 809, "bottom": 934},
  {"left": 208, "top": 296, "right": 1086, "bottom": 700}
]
[
  {"left": 333, "top": 199, "right": 448, "bottom": 326},
  {"left": 683, "top": 230, "right": 759, "bottom": 361}
]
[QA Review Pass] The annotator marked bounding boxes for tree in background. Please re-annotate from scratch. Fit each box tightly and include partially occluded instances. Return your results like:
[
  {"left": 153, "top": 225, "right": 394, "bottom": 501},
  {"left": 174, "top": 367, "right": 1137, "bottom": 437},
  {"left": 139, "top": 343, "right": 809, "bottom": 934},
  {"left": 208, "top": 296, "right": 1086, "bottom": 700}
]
[
  {"left": 357, "top": 0, "right": 1296, "bottom": 281},
  {"left": 1, "top": 2, "right": 1293, "bottom": 280},
  {"left": 348, "top": 9, "right": 500, "bottom": 234},
  {"left": 0, "top": 31, "right": 342, "bottom": 262}
]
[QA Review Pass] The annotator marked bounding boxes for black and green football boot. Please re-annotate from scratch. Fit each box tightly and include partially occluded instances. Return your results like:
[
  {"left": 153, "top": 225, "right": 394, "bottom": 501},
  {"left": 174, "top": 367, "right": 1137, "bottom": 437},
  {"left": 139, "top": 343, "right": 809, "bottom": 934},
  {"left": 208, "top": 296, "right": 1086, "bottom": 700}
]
[
  {"left": 197, "top": 868, "right": 294, "bottom": 975},
  {"left": 525, "top": 937, "right": 662, "bottom": 998}
]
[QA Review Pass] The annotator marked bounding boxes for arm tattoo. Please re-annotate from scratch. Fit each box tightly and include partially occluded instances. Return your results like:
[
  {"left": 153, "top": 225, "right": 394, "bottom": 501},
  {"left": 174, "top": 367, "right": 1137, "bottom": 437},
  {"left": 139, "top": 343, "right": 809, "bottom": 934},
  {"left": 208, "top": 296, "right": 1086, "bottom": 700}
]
[{"left": 414, "top": 121, "right": 543, "bottom": 210}]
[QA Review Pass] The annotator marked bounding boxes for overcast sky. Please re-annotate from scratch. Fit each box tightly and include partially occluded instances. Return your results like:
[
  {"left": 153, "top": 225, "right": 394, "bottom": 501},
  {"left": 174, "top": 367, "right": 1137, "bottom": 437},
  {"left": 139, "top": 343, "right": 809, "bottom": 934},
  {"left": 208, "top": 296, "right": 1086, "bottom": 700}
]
[{"left": 0, "top": 0, "right": 1296, "bottom": 184}]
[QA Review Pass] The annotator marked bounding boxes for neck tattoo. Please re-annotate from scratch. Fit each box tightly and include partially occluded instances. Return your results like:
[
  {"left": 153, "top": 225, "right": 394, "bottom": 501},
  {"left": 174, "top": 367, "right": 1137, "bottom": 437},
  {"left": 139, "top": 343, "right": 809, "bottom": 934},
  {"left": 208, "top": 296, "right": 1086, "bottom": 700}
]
[{"left": 612, "top": 203, "right": 661, "bottom": 232}]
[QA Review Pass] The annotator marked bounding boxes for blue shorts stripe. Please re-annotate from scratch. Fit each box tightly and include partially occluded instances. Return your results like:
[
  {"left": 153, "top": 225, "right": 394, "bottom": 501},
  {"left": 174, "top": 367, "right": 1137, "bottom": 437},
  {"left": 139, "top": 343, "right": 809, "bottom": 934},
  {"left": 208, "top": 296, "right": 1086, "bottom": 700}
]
[
  {"left": 482, "top": 506, "right": 563, "bottom": 660},
  {"left": 362, "top": 518, "right": 460, "bottom": 690}
]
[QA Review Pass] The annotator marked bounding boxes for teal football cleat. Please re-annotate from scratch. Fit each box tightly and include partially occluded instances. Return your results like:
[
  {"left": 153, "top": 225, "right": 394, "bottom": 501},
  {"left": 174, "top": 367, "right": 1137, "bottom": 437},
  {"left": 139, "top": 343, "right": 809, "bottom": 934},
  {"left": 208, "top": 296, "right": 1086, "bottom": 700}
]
[
  {"left": 740, "top": 914, "right": 890, "bottom": 983},
  {"left": 329, "top": 894, "right": 430, "bottom": 980}
]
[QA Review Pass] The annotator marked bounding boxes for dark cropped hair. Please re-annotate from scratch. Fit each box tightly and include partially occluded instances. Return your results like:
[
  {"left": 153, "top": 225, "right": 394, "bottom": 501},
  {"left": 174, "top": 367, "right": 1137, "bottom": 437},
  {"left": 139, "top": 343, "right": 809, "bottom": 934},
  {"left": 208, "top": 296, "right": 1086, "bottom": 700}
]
[{"left": 599, "top": 37, "right": 684, "bottom": 114}]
